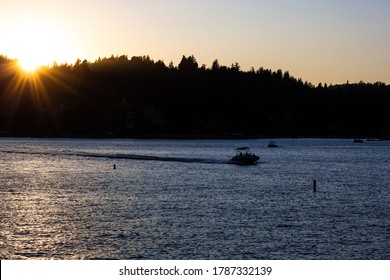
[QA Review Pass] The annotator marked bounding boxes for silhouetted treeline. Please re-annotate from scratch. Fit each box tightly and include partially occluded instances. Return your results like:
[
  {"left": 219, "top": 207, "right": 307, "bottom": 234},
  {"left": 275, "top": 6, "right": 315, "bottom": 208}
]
[{"left": 0, "top": 54, "right": 389, "bottom": 138}]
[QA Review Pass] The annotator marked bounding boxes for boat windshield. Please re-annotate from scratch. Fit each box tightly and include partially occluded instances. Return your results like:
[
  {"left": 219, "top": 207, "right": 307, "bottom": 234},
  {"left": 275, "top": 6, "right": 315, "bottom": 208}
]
[{"left": 235, "top": 147, "right": 254, "bottom": 156}]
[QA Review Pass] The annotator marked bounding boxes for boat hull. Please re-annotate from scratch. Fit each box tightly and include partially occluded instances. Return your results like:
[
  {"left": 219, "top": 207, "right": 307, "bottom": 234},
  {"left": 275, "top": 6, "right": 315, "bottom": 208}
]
[{"left": 230, "top": 155, "right": 260, "bottom": 165}]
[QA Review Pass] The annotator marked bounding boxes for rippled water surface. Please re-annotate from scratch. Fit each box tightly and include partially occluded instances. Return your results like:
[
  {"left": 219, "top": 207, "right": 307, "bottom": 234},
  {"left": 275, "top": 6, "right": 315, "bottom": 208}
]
[{"left": 1, "top": 138, "right": 389, "bottom": 259}]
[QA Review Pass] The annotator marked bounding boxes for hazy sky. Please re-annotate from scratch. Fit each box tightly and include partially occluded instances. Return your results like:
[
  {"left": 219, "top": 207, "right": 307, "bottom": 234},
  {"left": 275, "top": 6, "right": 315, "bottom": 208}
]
[{"left": 1, "top": 0, "right": 390, "bottom": 84}]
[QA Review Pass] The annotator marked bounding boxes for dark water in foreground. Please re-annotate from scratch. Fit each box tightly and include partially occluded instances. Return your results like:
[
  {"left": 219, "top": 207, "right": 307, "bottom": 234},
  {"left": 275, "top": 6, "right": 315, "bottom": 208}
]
[{"left": 0, "top": 138, "right": 389, "bottom": 259}]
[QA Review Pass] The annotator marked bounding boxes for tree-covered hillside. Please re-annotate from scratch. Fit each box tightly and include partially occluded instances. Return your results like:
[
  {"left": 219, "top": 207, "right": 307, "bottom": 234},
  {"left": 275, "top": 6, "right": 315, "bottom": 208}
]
[{"left": 1, "top": 54, "right": 389, "bottom": 138}]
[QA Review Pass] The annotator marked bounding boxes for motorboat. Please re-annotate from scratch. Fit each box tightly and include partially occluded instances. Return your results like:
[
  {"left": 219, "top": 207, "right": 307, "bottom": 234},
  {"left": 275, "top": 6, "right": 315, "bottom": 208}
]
[
  {"left": 353, "top": 139, "right": 364, "bottom": 143},
  {"left": 230, "top": 147, "right": 260, "bottom": 165},
  {"left": 268, "top": 140, "right": 279, "bottom": 148}
]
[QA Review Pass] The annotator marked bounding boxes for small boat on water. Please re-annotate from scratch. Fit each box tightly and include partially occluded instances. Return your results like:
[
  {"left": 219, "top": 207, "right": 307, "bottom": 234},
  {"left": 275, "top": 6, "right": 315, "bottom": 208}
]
[
  {"left": 230, "top": 147, "right": 260, "bottom": 165},
  {"left": 353, "top": 139, "right": 364, "bottom": 143},
  {"left": 268, "top": 141, "right": 279, "bottom": 148}
]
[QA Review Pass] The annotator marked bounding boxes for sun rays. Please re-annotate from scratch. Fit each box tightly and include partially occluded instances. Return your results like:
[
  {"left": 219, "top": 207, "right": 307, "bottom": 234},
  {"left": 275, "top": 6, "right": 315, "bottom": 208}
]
[{"left": 1, "top": 62, "right": 52, "bottom": 115}]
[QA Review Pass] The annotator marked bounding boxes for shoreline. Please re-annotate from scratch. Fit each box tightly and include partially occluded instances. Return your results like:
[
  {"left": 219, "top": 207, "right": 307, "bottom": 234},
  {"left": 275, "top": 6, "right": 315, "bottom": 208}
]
[{"left": 1, "top": 134, "right": 388, "bottom": 141}]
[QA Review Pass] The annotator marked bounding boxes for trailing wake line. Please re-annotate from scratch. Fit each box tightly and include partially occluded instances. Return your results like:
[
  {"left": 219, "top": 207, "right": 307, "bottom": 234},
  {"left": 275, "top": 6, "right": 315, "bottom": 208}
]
[{"left": 0, "top": 150, "right": 226, "bottom": 164}]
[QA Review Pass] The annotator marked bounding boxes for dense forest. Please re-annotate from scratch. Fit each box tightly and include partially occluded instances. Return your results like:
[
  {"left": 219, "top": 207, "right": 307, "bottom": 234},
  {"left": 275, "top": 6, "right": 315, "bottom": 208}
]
[{"left": 0, "top": 54, "right": 389, "bottom": 138}]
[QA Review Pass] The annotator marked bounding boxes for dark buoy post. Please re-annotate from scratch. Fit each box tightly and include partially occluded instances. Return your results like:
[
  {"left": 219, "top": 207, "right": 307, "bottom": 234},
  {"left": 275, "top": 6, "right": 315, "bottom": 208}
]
[
  {"left": 113, "top": 164, "right": 116, "bottom": 170},
  {"left": 313, "top": 180, "right": 317, "bottom": 192}
]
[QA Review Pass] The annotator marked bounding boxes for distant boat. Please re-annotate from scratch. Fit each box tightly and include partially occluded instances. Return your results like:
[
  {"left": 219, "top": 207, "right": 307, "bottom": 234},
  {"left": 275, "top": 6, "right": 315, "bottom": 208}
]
[
  {"left": 353, "top": 139, "right": 364, "bottom": 143},
  {"left": 230, "top": 147, "right": 260, "bottom": 165},
  {"left": 268, "top": 141, "right": 279, "bottom": 148}
]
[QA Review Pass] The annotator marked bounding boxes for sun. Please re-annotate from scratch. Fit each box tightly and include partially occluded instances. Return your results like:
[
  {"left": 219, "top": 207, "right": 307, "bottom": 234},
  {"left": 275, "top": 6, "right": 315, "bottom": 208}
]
[
  {"left": 18, "top": 56, "right": 42, "bottom": 72},
  {"left": 2, "top": 17, "right": 77, "bottom": 72}
]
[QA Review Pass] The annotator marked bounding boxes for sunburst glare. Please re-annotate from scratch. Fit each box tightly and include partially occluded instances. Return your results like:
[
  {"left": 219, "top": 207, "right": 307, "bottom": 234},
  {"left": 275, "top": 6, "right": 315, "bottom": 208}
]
[
  {"left": 2, "top": 17, "right": 77, "bottom": 73},
  {"left": 18, "top": 57, "right": 43, "bottom": 73},
  {"left": 0, "top": 62, "right": 52, "bottom": 116}
]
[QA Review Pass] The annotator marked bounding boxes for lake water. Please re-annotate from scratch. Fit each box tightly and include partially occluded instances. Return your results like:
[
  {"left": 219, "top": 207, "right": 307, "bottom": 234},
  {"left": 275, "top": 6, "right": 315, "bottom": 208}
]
[{"left": 0, "top": 138, "right": 389, "bottom": 259}]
